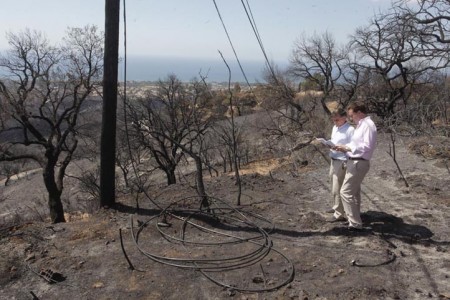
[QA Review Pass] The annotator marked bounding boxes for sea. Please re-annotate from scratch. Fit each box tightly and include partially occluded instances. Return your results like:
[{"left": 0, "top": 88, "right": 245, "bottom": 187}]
[
  {"left": 0, "top": 53, "right": 288, "bottom": 83},
  {"left": 119, "top": 55, "right": 288, "bottom": 83}
]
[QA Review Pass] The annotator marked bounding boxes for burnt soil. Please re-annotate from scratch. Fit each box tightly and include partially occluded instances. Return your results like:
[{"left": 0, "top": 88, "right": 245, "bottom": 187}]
[{"left": 1, "top": 133, "right": 449, "bottom": 300}]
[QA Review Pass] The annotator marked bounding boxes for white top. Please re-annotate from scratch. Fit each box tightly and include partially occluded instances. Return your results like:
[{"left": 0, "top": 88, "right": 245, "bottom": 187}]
[
  {"left": 347, "top": 116, "right": 377, "bottom": 160},
  {"left": 330, "top": 122, "right": 354, "bottom": 160}
]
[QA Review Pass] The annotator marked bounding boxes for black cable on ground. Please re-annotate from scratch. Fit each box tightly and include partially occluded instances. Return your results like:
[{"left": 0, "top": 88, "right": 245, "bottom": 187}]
[{"left": 129, "top": 196, "right": 295, "bottom": 292}]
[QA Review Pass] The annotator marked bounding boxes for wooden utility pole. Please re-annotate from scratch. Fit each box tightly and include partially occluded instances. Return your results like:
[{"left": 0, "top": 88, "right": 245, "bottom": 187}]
[{"left": 100, "top": 0, "right": 120, "bottom": 207}]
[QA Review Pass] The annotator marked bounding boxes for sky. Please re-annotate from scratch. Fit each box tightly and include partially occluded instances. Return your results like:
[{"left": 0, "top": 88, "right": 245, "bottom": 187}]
[{"left": 0, "top": 0, "right": 396, "bottom": 81}]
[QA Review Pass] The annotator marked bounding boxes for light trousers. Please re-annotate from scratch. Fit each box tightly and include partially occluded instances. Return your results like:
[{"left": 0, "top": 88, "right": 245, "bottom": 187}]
[
  {"left": 329, "top": 159, "right": 347, "bottom": 219},
  {"left": 340, "top": 160, "right": 370, "bottom": 229}
]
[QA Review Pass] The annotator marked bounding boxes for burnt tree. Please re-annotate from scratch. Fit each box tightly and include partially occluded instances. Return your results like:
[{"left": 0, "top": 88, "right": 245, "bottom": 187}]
[{"left": 0, "top": 26, "right": 103, "bottom": 223}]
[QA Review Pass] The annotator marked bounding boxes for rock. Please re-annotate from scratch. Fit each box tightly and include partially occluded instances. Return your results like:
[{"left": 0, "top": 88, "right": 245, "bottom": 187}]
[
  {"left": 92, "top": 281, "right": 104, "bottom": 288},
  {"left": 25, "top": 253, "right": 36, "bottom": 261},
  {"left": 252, "top": 276, "right": 264, "bottom": 283}
]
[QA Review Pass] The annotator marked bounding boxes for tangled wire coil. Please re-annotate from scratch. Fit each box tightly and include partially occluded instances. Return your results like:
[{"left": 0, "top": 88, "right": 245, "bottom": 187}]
[{"left": 130, "top": 196, "right": 295, "bottom": 292}]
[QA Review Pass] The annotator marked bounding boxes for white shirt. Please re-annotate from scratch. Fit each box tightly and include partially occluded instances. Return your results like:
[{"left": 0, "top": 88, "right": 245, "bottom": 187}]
[
  {"left": 330, "top": 122, "right": 354, "bottom": 160},
  {"left": 347, "top": 116, "right": 377, "bottom": 160}
]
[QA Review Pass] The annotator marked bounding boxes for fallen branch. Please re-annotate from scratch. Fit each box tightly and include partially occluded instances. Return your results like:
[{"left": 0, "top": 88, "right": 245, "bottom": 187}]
[{"left": 387, "top": 131, "right": 409, "bottom": 187}]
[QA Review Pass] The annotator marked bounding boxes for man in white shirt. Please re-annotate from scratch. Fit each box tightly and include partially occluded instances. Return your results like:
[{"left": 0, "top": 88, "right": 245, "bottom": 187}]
[
  {"left": 327, "top": 109, "right": 354, "bottom": 222},
  {"left": 333, "top": 102, "right": 377, "bottom": 230}
]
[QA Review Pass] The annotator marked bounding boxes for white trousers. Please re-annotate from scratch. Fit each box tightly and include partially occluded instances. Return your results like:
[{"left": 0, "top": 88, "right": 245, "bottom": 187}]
[
  {"left": 329, "top": 159, "right": 346, "bottom": 219},
  {"left": 340, "top": 160, "right": 370, "bottom": 229}
]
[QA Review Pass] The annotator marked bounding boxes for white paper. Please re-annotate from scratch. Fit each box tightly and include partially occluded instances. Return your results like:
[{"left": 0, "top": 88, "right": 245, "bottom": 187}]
[{"left": 316, "top": 138, "right": 335, "bottom": 147}]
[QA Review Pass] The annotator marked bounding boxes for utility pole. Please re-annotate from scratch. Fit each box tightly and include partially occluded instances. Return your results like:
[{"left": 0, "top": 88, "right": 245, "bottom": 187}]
[{"left": 100, "top": 0, "right": 120, "bottom": 207}]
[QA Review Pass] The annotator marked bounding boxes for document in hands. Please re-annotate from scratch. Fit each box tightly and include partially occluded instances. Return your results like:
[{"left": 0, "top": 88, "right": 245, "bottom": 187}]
[{"left": 316, "top": 138, "right": 335, "bottom": 147}]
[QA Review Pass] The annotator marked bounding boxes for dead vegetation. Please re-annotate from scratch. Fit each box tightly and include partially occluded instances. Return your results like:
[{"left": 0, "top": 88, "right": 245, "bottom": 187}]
[{"left": 1, "top": 132, "right": 449, "bottom": 299}]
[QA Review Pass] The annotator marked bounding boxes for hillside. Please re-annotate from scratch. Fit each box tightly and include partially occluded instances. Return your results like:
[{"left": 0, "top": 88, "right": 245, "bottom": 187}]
[{"left": 0, "top": 131, "right": 449, "bottom": 299}]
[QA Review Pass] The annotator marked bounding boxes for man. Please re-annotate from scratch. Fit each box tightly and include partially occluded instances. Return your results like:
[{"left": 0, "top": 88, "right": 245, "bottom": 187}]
[
  {"left": 326, "top": 109, "right": 354, "bottom": 222},
  {"left": 333, "top": 102, "right": 377, "bottom": 230}
]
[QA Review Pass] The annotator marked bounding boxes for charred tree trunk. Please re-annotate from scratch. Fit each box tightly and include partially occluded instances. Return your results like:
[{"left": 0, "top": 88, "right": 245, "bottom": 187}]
[
  {"left": 193, "top": 155, "right": 209, "bottom": 209},
  {"left": 47, "top": 189, "right": 65, "bottom": 223},
  {"left": 218, "top": 150, "right": 227, "bottom": 173},
  {"left": 43, "top": 156, "right": 65, "bottom": 223},
  {"left": 232, "top": 143, "right": 241, "bottom": 206},
  {"left": 227, "top": 150, "right": 233, "bottom": 172},
  {"left": 165, "top": 167, "right": 177, "bottom": 185}
]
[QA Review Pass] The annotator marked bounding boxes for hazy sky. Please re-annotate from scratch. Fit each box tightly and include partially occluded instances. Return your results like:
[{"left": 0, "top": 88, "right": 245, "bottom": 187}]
[{"left": 0, "top": 0, "right": 395, "bottom": 63}]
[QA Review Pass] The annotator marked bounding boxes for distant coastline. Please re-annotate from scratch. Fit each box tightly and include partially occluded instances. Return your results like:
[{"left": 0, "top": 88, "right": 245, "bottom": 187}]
[
  {"left": 0, "top": 53, "right": 288, "bottom": 83},
  {"left": 119, "top": 55, "right": 287, "bottom": 83}
]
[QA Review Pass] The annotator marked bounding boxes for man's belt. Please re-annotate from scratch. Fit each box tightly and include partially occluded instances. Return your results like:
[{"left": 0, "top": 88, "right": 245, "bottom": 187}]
[{"left": 348, "top": 157, "right": 366, "bottom": 160}]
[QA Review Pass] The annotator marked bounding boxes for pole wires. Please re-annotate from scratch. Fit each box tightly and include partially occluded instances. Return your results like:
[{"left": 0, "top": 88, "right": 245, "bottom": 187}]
[
  {"left": 121, "top": 0, "right": 161, "bottom": 209},
  {"left": 212, "top": 0, "right": 252, "bottom": 89},
  {"left": 118, "top": 1, "right": 296, "bottom": 292},
  {"left": 240, "top": 0, "right": 279, "bottom": 82}
]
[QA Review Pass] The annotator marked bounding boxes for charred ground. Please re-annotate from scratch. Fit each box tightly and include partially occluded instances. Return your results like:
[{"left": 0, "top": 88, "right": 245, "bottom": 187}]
[{"left": 0, "top": 133, "right": 449, "bottom": 300}]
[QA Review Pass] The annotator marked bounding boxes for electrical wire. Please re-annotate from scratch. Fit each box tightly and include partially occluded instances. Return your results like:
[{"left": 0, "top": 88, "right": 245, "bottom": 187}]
[
  {"left": 119, "top": 0, "right": 294, "bottom": 292},
  {"left": 238, "top": 0, "right": 301, "bottom": 163},
  {"left": 121, "top": 0, "right": 162, "bottom": 210},
  {"left": 118, "top": 1, "right": 398, "bottom": 292},
  {"left": 129, "top": 196, "right": 295, "bottom": 292},
  {"left": 212, "top": 0, "right": 253, "bottom": 89},
  {"left": 240, "top": 0, "right": 278, "bottom": 81}
]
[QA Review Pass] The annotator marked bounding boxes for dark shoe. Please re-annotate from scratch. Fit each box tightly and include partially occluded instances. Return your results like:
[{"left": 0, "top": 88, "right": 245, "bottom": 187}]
[
  {"left": 347, "top": 226, "right": 363, "bottom": 231},
  {"left": 326, "top": 216, "right": 346, "bottom": 223},
  {"left": 325, "top": 208, "right": 335, "bottom": 214}
]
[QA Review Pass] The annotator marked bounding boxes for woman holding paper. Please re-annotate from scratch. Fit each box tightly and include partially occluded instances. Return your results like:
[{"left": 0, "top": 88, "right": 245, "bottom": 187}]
[{"left": 325, "top": 108, "right": 354, "bottom": 222}]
